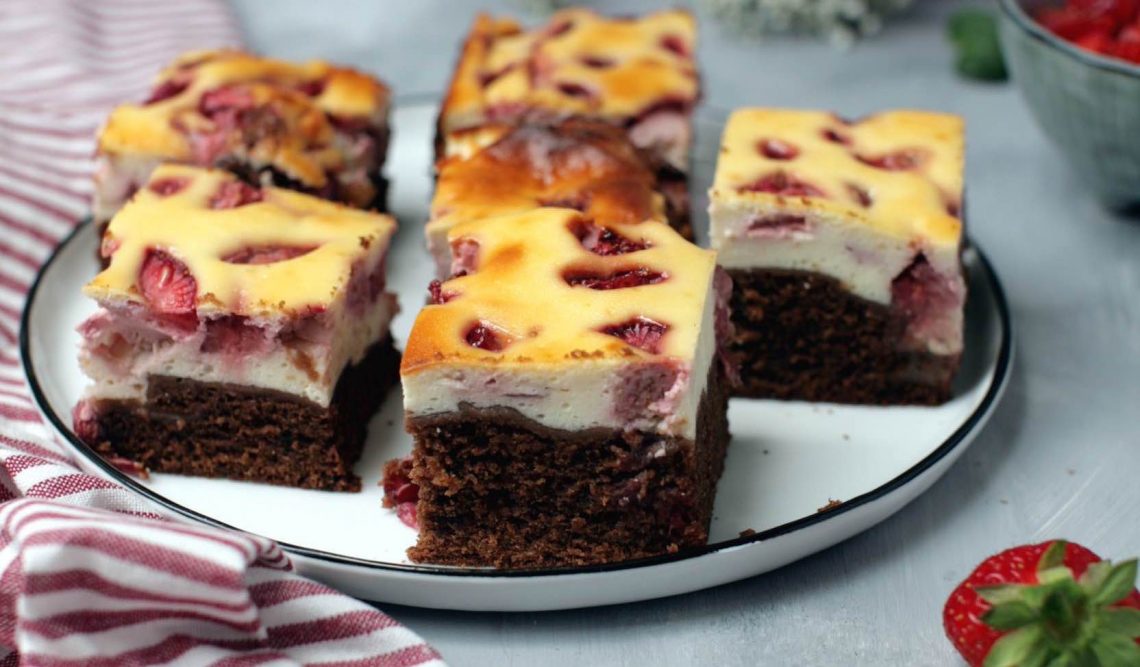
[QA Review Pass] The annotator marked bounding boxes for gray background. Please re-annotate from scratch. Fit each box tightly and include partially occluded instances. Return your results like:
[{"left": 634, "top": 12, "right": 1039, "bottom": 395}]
[{"left": 231, "top": 1, "right": 1140, "bottom": 664}]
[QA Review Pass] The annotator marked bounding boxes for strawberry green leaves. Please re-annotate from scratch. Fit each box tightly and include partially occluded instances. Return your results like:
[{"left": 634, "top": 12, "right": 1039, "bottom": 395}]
[{"left": 948, "top": 9, "right": 1009, "bottom": 82}]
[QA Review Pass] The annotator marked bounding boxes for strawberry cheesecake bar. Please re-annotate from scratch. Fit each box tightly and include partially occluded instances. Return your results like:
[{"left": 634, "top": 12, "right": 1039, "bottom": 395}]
[
  {"left": 708, "top": 108, "right": 967, "bottom": 404},
  {"left": 398, "top": 207, "right": 732, "bottom": 568},
  {"left": 428, "top": 119, "right": 687, "bottom": 278},
  {"left": 93, "top": 50, "right": 390, "bottom": 231},
  {"left": 436, "top": 9, "right": 699, "bottom": 239},
  {"left": 73, "top": 165, "right": 399, "bottom": 491}
]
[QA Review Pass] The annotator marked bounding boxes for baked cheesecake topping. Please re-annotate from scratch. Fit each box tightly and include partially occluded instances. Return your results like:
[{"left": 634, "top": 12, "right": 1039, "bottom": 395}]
[
  {"left": 403, "top": 207, "right": 716, "bottom": 373},
  {"left": 431, "top": 120, "right": 666, "bottom": 231},
  {"left": 97, "top": 49, "right": 390, "bottom": 202},
  {"left": 711, "top": 108, "right": 963, "bottom": 247},
  {"left": 87, "top": 165, "right": 397, "bottom": 320},
  {"left": 439, "top": 9, "right": 698, "bottom": 162}
]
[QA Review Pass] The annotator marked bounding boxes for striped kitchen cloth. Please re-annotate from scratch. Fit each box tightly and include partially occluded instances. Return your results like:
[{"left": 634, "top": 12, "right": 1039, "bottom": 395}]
[{"left": 0, "top": 1, "right": 445, "bottom": 664}]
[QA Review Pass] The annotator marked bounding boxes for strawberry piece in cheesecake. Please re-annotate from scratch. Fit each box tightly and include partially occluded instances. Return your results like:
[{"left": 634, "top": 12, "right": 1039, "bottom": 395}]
[
  {"left": 75, "top": 165, "right": 400, "bottom": 491},
  {"left": 397, "top": 208, "right": 732, "bottom": 568},
  {"left": 708, "top": 108, "right": 967, "bottom": 405},
  {"left": 93, "top": 49, "right": 391, "bottom": 231}
]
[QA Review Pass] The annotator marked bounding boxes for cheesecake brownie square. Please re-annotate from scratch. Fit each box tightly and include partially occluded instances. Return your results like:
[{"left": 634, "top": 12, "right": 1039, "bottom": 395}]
[
  {"left": 399, "top": 208, "right": 732, "bottom": 568},
  {"left": 436, "top": 9, "right": 699, "bottom": 236},
  {"left": 73, "top": 165, "right": 400, "bottom": 491},
  {"left": 708, "top": 108, "right": 967, "bottom": 404},
  {"left": 428, "top": 119, "right": 688, "bottom": 278},
  {"left": 93, "top": 50, "right": 391, "bottom": 230}
]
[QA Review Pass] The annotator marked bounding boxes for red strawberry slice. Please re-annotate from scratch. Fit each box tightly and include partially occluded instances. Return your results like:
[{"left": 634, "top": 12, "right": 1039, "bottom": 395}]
[
  {"left": 739, "top": 171, "right": 827, "bottom": 198},
  {"left": 563, "top": 266, "right": 667, "bottom": 290},
  {"left": 144, "top": 76, "right": 191, "bottom": 105},
  {"left": 580, "top": 55, "right": 615, "bottom": 69},
  {"left": 209, "top": 180, "right": 264, "bottom": 209},
  {"left": 570, "top": 219, "right": 649, "bottom": 256},
  {"left": 821, "top": 127, "right": 852, "bottom": 145},
  {"left": 148, "top": 177, "right": 191, "bottom": 197},
  {"left": 660, "top": 34, "right": 690, "bottom": 57},
  {"left": 846, "top": 183, "right": 873, "bottom": 207},
  {"left": 222, "top": 244, "right": 316, "bottom": 265},
  {"left": 943, "top": 540, "right": 1140, "bottom": 667},
  {"left": 427, "top": 280, "right": 458, "bottom": 305},
  {"left": 757, "top": 138, "right": 800, "bottom": 160},
  {"left": 599, "top": 317, "right": 669, "bottom": 354},
  {"left": 857, "top": 148, "right": 930, "bottom": 171},
  {"left": 464, "top": 321, "right": 510, "bottom": 351},
  {"left": 138, "top": 249, "right": 197, "bottom": 315}
]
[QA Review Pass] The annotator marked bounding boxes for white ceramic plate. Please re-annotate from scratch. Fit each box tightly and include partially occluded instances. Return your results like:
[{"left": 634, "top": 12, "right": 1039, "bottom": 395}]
[{"left": 21, "top": 101, "right": 1012, "bottom": 612}]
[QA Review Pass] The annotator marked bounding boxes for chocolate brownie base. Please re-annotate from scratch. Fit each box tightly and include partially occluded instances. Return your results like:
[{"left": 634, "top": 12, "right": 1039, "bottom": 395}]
[
  {"left": 658, "top": 166, "right": 693, "bottom": 242},
  {"left": 404, "top": 362, "right": 730, "bottom": 569},
  {"left": 728, "top": 268, "right": 959, "bottom": 405},
  {"left": 83, "top": 336, "right": 400, "bottom": 491}
]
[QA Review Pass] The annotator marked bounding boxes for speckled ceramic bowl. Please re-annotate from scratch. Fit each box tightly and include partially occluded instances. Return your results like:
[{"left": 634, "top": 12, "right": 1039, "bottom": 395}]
[{"left": 999, "top": 0, "right": 1140, "bottom": 210}]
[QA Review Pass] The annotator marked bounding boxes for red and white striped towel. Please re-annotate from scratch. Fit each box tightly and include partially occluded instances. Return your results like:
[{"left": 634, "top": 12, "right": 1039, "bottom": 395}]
[{"left": 0, "top": 1, "right": 445, "bottom": 664}]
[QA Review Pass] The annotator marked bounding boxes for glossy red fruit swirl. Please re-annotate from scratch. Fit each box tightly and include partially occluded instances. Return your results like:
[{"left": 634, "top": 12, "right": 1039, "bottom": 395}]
[
  {"left": 857, "top": 148, "right": 928, "bottom": 171},
  {"left": 148, "top": 177, "right": 191, "bottom": 197},
  {"left": 757, "top": 138, "right": 799, "bottom": 160},
  {"left": 138, "top": 249, "right": 197, "bottom": 315},
  {"left": 209, "top": 180, "right": 264, "bottom": 209},
  {"left": 571, "top": 219, "right": 648, "bottom": 256}
]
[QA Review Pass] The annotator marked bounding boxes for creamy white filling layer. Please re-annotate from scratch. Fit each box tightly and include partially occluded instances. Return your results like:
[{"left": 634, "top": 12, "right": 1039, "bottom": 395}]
[
  {"left": 709, "top": 200, "right": 964, "bottom": 355},
  {"left": 79, "top": 293, "right": 397, "bottom": 407},
  {"left": 402, "top": 283, "right": 718, "bottom": 440}
]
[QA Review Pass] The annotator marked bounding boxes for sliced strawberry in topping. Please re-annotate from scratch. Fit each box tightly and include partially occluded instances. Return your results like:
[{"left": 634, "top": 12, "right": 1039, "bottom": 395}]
[
  {"left": 746, "top": 214, "right": 808, "bottom": 234},
  {"left": 739, "top": 171, "right": 827, "bottom": 198},
  {"left": 580, "top": 55, "right": 615, "bottom": 68},
  {"left": 209, "top": 180, "right": 264, "bottom": 209},
  {"left": 464, "top": 321, "right": 510, "bottom": 351},
  {"left": 199, "top": 85, "right": 256, "bottom": 117},
  {"left": 144, "top": 77, "right": 191, "bottom": 105},
  {"left": 599, "top": 317, "right": 669, "bottom": 354},
  {"left": 564, "top": 266, "right": 667, "bottom": 290},
  {"left": 557, "top": 81, "right": 597, "bottom": 100},
  {"left": 570, "top": 219, "right": 649, "bottom": 256},
  {"left": 857, "top": 148, "right": 930, "bottom": 171},
  {"left": 295, "top": 77, "right": 327, "bottom": 97},
  {"left": 846, "top": 182, "right": 873, "bottom": 207},
  {"left": 138, "top": 249, "right": 197, "bottom": 315},
  {"left": 821, "top": 127, "right": 852, "bottom": 145},
  {"left": 222, "top": 244, "right": 316, "bottom": 265},
  {"left": 757, "top": 138, "right": 800, "bottom": 160},
  {"left": 427, "top": 280, "right": 458, "bottom": 305},
  {"left": 660, "top": 34, "right": 690, "bottom": 58},
  {"left": 148, "top": 177, "right": 191, "bottom": 197}
]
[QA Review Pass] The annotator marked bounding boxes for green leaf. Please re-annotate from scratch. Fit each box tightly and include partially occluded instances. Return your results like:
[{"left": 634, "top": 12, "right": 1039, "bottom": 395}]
[
  {"left": 1038, "top": 566, "right": 1077, "bottom": 586},
  {"left": 977, "top": 583, "right": 1031, "bottom": 606},
  {"left": 1079, "top": 561, "right": 1112, "bottom": 596},
  {"left": 1099, "top": 607, "right": 1140, "bottom": 638},
  {"left": 1093, "top": 559, "right": 1138, "bottom": 607},
  {"left": 1089, "top": 633, "right": 1140, "bottom": 667},
  {"left": 946, "top": 8, "right": 1008, "bottom": 82},
  {"left": 983, "top": 626, "right": 1051, "bottom": 667},
  {"left": 984, "top": 601, "right": 1040, "bottom": 630},
  {"left": 1039, "top": 541, "right": 1069, "bottom": 572}
]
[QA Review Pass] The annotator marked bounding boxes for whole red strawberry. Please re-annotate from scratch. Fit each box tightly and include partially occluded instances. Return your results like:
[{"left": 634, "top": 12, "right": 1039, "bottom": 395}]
[{"left": 944, "top": 540, "right": 1140, "bottom": 666}]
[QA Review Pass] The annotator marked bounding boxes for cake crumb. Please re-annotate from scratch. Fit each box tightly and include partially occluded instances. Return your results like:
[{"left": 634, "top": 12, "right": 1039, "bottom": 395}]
[
  {"left": 842, "top": 433, "right": 850, "bottom": 441},
  {"left": 817, "top": 498, "right": 842, "bottom": 512},
  {"left": 739, "top": 528, "right": 757, "bottom": 538}
]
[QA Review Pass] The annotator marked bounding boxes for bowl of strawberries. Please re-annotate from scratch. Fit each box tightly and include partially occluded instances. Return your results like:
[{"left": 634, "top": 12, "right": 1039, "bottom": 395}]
[{"left": 999, "top": 0, "right": 1140, "bottom": 210}]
